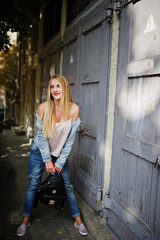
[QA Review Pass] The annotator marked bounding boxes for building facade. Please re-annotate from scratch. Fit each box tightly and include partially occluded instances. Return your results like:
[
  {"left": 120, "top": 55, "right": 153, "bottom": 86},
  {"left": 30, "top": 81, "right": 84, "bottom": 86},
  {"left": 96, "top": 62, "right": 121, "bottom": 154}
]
[{"left": 17, "top": 0, "right": 160, "bottom": 239}]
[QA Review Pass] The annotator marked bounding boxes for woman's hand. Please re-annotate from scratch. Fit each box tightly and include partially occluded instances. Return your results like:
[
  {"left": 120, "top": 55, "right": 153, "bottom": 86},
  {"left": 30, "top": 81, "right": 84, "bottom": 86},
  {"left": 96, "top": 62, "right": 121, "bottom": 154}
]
[
  {"left": 54, "top": 165, "right": 62, "bottom": 173},
  {"left": 45, "top": 161, "right": 56, "bottom": 173}
]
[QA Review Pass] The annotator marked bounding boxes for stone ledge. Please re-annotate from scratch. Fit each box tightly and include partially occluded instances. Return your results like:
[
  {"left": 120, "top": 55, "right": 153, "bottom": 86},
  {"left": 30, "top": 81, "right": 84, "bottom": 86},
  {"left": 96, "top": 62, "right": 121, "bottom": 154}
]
[
  {"left": 11, "top": 125, "right": 26, "bottom": 135},
  {"left": 76, "top": 192, "right": 117, "bottom": 240}
]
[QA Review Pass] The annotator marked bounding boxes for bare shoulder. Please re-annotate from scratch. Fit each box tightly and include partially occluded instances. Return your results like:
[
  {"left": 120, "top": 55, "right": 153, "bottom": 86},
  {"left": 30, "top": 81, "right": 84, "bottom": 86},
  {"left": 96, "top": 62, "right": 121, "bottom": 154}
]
[
  {"left": 38, "top": 102, "right": 47, "bottom": 117},
  {"left": 70, "top": 102, "right": 80, "bottom": 114},
  {"left": 69, "top": 103, "right": 80, "bottom": 122}
]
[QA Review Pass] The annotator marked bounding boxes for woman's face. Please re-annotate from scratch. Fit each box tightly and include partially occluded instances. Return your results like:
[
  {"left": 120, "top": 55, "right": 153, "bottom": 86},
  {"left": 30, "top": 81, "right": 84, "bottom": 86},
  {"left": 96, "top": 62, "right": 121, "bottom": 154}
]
[{"left": 50, "top": 79, "right": 62, "bottom": 100}]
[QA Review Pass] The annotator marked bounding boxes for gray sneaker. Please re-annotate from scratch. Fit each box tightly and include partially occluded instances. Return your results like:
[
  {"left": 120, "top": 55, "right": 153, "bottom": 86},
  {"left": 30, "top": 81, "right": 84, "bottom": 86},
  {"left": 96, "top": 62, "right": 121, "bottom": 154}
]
[
  {"left": 74, "top": 222, "right": 88, "bottom": 236},
  {"left": 17, "top": 222, "right": 30, "bottom": 236}
]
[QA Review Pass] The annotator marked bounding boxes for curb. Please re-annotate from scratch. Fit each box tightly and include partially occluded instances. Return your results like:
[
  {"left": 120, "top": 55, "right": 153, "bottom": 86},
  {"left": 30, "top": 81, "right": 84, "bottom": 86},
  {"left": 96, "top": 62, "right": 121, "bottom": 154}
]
[
  {"left": 76, "top": 192, "right": 117, "bottom": 240},
  {"left": 11, "top": 125, "right": 26, "bottom": 135}
]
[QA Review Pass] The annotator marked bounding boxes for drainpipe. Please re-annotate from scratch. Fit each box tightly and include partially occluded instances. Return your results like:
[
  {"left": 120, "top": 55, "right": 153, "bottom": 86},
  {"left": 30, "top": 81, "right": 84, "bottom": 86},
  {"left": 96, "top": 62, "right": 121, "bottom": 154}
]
[{"left": 103, "top": 1, "right": 120, "bottom": 200}]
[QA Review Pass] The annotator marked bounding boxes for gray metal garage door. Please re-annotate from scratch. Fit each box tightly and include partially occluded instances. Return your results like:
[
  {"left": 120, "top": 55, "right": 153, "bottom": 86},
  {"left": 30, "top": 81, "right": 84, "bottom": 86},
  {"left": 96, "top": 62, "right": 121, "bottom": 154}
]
[
  {"left": 104, "top": 1, "right": 160, "bottom": 239},
  {"left": 63, "top": 1, "right": 111, "bottom": 212}
]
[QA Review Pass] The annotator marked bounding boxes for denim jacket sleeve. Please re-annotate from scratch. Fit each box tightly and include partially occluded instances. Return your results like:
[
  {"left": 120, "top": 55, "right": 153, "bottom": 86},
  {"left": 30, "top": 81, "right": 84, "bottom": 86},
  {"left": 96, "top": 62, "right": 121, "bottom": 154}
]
[
  {"left": 55, "top": 118, "right": 81, "bottom": 169},
  {"left": 34, "top": 112, "right": 52, "bottom": 163}
]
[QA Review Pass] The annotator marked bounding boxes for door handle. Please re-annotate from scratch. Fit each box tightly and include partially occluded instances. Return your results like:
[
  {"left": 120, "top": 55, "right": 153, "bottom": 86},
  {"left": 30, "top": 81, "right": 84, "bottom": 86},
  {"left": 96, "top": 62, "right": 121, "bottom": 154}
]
[
  {"left": 77, "top": 121, "right": 84, "bottom": 133},
  {"left": 154, "top": 157, "right": 160, "bottom": 169}
]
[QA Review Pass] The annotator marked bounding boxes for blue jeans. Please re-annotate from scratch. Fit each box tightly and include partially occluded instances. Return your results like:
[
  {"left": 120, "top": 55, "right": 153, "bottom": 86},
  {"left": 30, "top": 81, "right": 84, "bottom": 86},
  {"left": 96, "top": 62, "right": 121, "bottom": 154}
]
[{"left": 23, "top": 142, "right": 80, "bottom": 218}]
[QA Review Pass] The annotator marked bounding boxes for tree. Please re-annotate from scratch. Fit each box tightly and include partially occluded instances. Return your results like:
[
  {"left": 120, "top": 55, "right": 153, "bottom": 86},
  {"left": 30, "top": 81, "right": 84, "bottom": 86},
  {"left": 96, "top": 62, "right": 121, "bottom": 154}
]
[
  {"left": 0, "top": 44, "right": 18, "bottom": 95},
  {"left": 0, "top": 0, "right": 41, "bottom": 52}
]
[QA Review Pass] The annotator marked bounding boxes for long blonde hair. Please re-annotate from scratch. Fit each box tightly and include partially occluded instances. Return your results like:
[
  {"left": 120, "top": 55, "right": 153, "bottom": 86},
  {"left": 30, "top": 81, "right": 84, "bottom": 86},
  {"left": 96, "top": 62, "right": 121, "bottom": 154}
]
[{"left": 42, "top": 74, "right": 74, "bottom": 138}]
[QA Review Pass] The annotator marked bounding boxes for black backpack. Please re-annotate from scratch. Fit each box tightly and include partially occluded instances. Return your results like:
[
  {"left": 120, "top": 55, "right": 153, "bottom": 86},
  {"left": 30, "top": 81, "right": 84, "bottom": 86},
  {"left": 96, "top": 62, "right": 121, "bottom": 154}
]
[{"left": 33, "top": 173, "right": 66, "bottom": 209}]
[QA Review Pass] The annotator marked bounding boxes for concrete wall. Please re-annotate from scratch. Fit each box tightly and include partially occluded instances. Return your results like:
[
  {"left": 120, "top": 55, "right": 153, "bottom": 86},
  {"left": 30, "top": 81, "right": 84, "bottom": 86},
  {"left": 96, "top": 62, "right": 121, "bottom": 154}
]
[{"left": 103, "top": 6, "right": 120, "bottom": 195}]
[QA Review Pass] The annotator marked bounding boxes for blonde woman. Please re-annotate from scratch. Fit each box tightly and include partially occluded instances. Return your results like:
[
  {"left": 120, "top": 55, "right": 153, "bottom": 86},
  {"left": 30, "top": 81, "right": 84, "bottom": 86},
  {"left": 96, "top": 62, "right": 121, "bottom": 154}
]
[{"left": 17, "top": 74, "right": 88, "bottom": 236}]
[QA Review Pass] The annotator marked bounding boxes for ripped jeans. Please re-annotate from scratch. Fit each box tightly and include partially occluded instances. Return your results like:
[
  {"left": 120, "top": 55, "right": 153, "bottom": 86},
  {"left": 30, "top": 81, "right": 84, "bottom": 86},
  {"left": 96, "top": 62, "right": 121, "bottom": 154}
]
[{"left": 23, "top": 142, "right": 80, "bottom": 218}]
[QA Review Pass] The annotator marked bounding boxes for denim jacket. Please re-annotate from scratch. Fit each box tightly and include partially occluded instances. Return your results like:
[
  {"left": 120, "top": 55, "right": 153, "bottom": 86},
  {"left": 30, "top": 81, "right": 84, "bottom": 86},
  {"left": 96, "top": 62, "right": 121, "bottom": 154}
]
[{"left": 34, "top": 112, "right": 81, "bottom": 169}]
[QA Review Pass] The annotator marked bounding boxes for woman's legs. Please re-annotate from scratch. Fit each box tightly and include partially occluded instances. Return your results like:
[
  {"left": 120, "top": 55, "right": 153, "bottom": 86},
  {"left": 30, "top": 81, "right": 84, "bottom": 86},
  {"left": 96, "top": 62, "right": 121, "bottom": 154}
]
[
  {"left": 18, "top": 153, "right": 87, "bottom": 236},
  {"left": 17, "top": 143, "right": 45, "bottom": 236},
  {"left": 60, "top": 160, "right": 88, "bottom": 235},
  {"left": 61, "top": 160, "right": 80, "bottom": 219},
  {"left": 51, "top": 156, "right": 82, "bottom": 223},
  {"left": 23, "top": 143, "right": 45, "bottom": 221}
]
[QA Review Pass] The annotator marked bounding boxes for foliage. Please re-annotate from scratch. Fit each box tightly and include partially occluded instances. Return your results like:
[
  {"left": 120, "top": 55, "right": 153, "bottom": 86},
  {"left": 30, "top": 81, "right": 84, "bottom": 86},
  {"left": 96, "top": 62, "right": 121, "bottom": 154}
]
[
  {"left": 0, "top": 44, "right": 18, "bottom": 94},
  {"left": 0, "top": 0, "right": 41, "bottom": 52}
]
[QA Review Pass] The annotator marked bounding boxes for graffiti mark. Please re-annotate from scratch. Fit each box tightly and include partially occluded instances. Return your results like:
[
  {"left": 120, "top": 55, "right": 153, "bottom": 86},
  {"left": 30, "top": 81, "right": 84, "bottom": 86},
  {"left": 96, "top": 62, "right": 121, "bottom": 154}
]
[
  {"left": 139, "top": 202, "right": 143, "bottom": 212},
  {"left": 144, "top": 14, "right": 156, "bottom": 34},
  {"left": 69, "top": 53, "right": 74, "bottom": 64}
]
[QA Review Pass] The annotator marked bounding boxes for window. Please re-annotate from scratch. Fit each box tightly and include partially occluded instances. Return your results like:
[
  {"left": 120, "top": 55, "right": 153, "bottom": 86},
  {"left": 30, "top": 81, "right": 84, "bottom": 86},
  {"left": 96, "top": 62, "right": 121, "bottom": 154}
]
[
  {"left": 43, "top": 0, "right": 62, "bottom": 46},
  {"left": 66, "top": 0, "right": 92, "bottom": 25}
]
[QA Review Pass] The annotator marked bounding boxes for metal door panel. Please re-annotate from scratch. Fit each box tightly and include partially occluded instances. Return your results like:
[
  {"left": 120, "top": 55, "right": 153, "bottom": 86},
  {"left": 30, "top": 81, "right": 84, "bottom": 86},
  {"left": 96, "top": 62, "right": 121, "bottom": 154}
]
[
  {"left": 122, "top": 134, "right": 160, "bottom": 163},
  {"left": 63, "top": 27, "right": 79, "bottom": 102},
  {"left": 81, "top": 83, "right": 98, "bottom": 126},
  {"left": 80, "top": 0, "right": 108, "bottom": 35},
  {"left": 81, "top": 25, "right": 103, "bottom": 83},
  {"left": 62, "top": 26, "right": 79, "bottom": 183},
  {"left": 64, "top": 39, "right": 78, "bottom": 101},
  {"left": 155, "top": 177, "right": 160, "bottom": 238},
  {"left": 63, "top": 1, "right": 110, "bottom": 212},
  {"left": 63, "top": 39, "right": 78, "bottom": 83},
  {"left": 127, "top": 56, "right": 160, "bottom": 78},
  {"left": 50, "top": 51, "right": 60, "bottom": 75},
  {"left": 77, "top": 167, "right": 95, "bottom": 190},
  {"left": 49, "top": 37, "right": 60, "bottom": 75},
  {"left": 106, "top": 0, "right": 160, "bottom": 239},
  {"left": 124, "top": 77, "right": 160, "bottom": 143},
  {"left": 108, "top": 212, "right": 144, "bottom": 240},
  {"left": 41, "top": 37, "right": 60, "bottom": 102},
  {"left": 77, "top": 7, "right": 110, "bottom": 211},
  {"left": 130, "top": 0, "right": 160, "bottom": 61},
  {"left": 120, "top": 151, "right": 152, "bottom": 223}
]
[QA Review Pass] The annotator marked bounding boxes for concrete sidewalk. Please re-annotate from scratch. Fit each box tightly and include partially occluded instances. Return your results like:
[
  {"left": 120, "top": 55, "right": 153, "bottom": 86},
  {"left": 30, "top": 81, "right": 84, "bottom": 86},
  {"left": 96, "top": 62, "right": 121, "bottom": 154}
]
[{"left": 0, "top": 129, "right": 117, "bottom": 240}]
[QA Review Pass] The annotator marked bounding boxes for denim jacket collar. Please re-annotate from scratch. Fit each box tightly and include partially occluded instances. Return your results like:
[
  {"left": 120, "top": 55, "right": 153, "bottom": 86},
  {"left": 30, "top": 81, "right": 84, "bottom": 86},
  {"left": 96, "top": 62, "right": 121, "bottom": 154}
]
[{"left": 34, "top": 111, "right": 81, "bottom": 167}]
